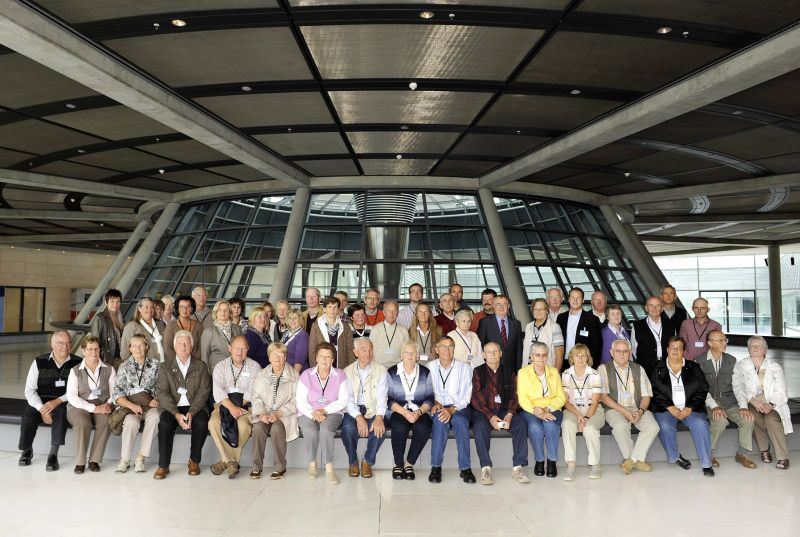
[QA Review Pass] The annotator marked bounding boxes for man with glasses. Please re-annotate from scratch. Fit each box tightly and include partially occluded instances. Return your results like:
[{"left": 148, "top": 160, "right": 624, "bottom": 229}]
[
  {"left": 477, "top": 295, "right": 523, "bottom": 371},
  {"left": 696, "top": 329, "right": 757, "bottom": 469}
]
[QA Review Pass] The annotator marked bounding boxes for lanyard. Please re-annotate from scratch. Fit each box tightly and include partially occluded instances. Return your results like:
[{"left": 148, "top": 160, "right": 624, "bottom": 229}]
[
  {"left": 692, "top": 319, "right": 711, "bottom": 342},
  {"left": 217, "top": 325, "right": 232, "bottom": 345},
  {"left": 532, "top": 319, "right": 547, "bottom": 342},
  {"left": 418, "top": 328, "right": 431, "bottom": 352},
  {"left": 177, "top": 318, "right": 192, "bottom": 331},
  {"left": 646, "top": 319, "right": 662, "bottom": 342},
  {"left": 402, "top": 368, "right": 417, "bottom": 393},
  {"left": 570, "top": 373, "right": 590, "bottom": 398},
  {"left": 669, "top": 368, "right": 682, "bottom": 385},
  {"left": 538, "top": 372, "right": 549, "bottom": 396},
  {"left": 384, "top": 322, "right": 398, "bottom": 347},
  {"left": 85, "top": 366, "right": 101, "bottom": 390},
  {"left": 135, "top": 360, "right": 147, "bottom": 386},
  {"left": 140, "top": 320, "right": 157, "bottom": 338},
  {"left": 283, "top": 328, "right": 302, "bottom": 345},
  {"left": 316, "top": 372, "right": 331, "bottom": 399},
  {"left": 439, "top": 366, "right": 453, "bottom": 389},
  {"left": 454, "top": 329, "right": 473, "bottom": 354},
  {"left": 614, "top": 365, "right": 631, "bottom": 392},
  {"left": 230, "top": 361, "right": 245, "bottom": 388}
]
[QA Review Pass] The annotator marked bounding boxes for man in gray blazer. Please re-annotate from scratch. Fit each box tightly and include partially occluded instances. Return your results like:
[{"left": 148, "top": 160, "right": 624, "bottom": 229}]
[{"left": 696, "top": 330, "right": 756, "bottom": 469}]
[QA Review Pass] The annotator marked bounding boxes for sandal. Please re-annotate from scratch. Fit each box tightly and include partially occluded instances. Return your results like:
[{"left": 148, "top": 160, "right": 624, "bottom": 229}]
[
  {"left": 392, "top": 466, "right": 404, "bottom": 480},
  {"left": 776, "top": 459, "right": 790, "bottom": 470},
  {"left": 403, "top": 465, "right": 415, "bottom": 480},
  {"left": 761, "top": 450, "right": 773, "bottom": 463}
]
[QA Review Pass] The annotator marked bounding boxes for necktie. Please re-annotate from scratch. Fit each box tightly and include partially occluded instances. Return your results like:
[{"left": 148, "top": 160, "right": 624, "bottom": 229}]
[{"left": 500, "top": 319, "right": 507, "bottom": 346}]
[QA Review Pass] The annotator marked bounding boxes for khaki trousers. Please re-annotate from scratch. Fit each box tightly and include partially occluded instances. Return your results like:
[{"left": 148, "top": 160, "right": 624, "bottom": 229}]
[
  {"left": 605, "top": 406, "right": 659, "bottom": 463},
  {"left": 562, "top": 407, "right": 605, "bottom": 465},
  {"left": 120, "top": 407, "right": 160, "bottom": 460},
  {"left": 750, "top": 404, "right": 789, "bottom": 460},
  {"left": 209, "top": 405, "right": 253, "bottom": 463},
  {"left": 251, "top": 420, "right": 288, "bottom": 472},
  {"left": 67, "top": 407, "right": 110, "bottom": 465},
  {"left": 708, "top": 405, "right": 754, "bottom": 452}
]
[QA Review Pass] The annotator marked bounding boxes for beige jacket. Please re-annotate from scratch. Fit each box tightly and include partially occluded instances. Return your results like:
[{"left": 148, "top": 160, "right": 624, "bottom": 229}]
[{"left": 250, "top": 365, "right": 299, "bottom": 442}]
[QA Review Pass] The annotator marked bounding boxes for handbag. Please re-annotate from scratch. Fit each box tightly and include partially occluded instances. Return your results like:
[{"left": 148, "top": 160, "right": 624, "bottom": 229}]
[{"left": 109, "top": 391, "right": 155, "bottom": 435}]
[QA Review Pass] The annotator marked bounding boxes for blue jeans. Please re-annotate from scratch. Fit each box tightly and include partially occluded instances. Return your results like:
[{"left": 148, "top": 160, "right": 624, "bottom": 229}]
[
  {"left": 340, "top": 414, "right": 386, "bottom": 466},
  {"left": 430, "top": 407, "right": 472, "bottom": 469},
  {"left": 520, "top": 410, "right": 562, "bottom": 462},
  {"left": 655, "top": 410, "right": 712, "bottom": 468},
  {"left": 472, "top": 409, "right": 528, "bottom": 468}
]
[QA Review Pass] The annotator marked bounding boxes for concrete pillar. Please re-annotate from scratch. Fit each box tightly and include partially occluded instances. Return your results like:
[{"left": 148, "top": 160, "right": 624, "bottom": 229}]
[
  {"left": 598, "top": 205, "right": 663, "bottom": 296},
  {"left": 73, "top": 220, "right": 150, "bottom": 324},
  {"left": 478, "top": 188, "right": 531, "bottom": 325},
  {"left": 768, "top": 245, "right": 783, "bottom": 336},
  {"left": 115, "top": 203, "right": 181, "bottom": 298},
  {"left": 268, "top": 187, "right": 310, "bottom": 303}
]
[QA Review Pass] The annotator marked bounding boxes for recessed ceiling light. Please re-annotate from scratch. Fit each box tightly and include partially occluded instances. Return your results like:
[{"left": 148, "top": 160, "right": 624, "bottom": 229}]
[
  {"left": 732, "top": 110, "right": 743, "bottom": 115},
  {"left": 656, "top": 26, "right": 672, "bottom": 34},
  {"left": 171, "top": 19, "right": 187, "bottom": 27},
  {"left": 409, "top": 81, "right": 418, "bottom": 90},
  {"left": 396, "top": 154, "right": 403, "bottom": 159},
  {"left": 153, "top": 22, "right": 160, "bottom": 29},
  {"left": 448, "top": 13, "right": 455, "bottom": 20},
  {"left": 570, "top": 89, "right": 581, "bottom": 95},
  {"left": 682, "top": 31, "right": 690, "bottom": 37},
  {"left": 287, "top": 127, "right": 292, "bottom": 132},
  {"left": 516, "top": 130, "right": 521, "bottom": 134},
  {"left": 241, "top": 85, "right": 252, "bottom": 92},
  {"left": 77, "top": 149, "right": 86, "bottom": 153},
  {"left": 624, "top": 172, "right": 631, "bottom": 177},
  {"left": 69, "top": 198, "right": 76, "bottom": 202},
  {"left": 65, "top": 103, "right": 76, "bottom": 109},
  {"left": 158, "top": 169, "right": 165, "bottom": 174},
  {"left": 400, "top": 125, "right": 408, "bottom": 130},
  {"left": 419, "top": 11, "right": 434, "bottom": 19},
  {"left": 99, "top": 222, "right": 104, "bottom": 227}
]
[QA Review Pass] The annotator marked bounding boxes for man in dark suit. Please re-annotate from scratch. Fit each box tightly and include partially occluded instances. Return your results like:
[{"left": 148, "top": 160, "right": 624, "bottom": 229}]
[
  {"left": 696, "top": 329, "right": 756, "bottom": 469},
  {"left": 660, "top": 285, "right": 688, "bottom": 337},
  {"left": 631, "top": 296, "right": 672, "bottom": 379},
  {"left": 477, "top": 295, "right": 523, "bottom": 371},
  {"left": 556, "top": 287, "right": 602, "bottom": 371}
]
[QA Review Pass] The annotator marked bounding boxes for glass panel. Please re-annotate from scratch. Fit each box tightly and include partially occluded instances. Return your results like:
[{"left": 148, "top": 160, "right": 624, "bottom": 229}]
[
  {"left": 529, "top": 201, "right": 574, "bottom": 231},
  {"left": 430, "top": 228, "right": 491, "bottom": 260},
  {"left": 566, "top": 205, "right": 604, "bottom": 235},
  {"left": 541, "top": 232, "right": 592, "bottom": 264},
  {"left": 210, "top": 198, "right": 257, "bottom": 228},
  {"left": 306, "top": 193, "right": 360, "bottom": 224},
  {"left": 176, "top": 202, "right": 216, "bottom": 233},
  {"left": 22, "top": 288, "right": 44, "bottom": 332},
  {"left": 603, "top": 270, "right": 643, "bottom": 302},
  {"left": 159, "top": 233, "right": 201, "bottom": 265},
  {"left": 728, "top": 290, "right": 757, "bottom": 334},
  {"left": 291, "top": 263, "right": 364, "bottom": 299},
  {"left": 518, "top": 266, "right": 559, "bottom": 301},
  {"left": 124, "top": 267, "right": 150, "bottom": 301},
  {"left": 224, "top": 265, "right": 276, "bottom": 300},
  {"left": 138, "top": 266, "right": 181, "bottom": 299},
  {"left": 193, "top": 229, "right": 245, "bottom": 263},
  {"left": 557, "top": 267, "right": 601, "bottom": 293},
  {"left": 432, "top": 264, "right": 501, "bottom": 300},
  {"left": 240, "top": 229, "right": 286, "bottom": 261},
  {"left": 496, "top": 198, "right": 532, "bottom": 227},
  {"left": 299, "top": 227, "right": 362, "bottom": 260},
  {"left": 623, "top": 303, "right": 646, "bottom": 322},
  {"left": 584, "top": 237, "right": 622, "bottom": 267},
  {"left": 407, "top": 227, "right": 427, "bottom": 259},
  {"left": 2, "top": 287, "right": 21, "bottom": 333},
  {"left": 425, "top": 194, "right": 482, "bottom": 225},
  {"left": 398, "top": 265, "right": 436, "bottom": 301},
  {"left": 506, "top": 229, "right": 548, "bottom": 262},
  {"left": 254, "top": 195, "right": 293, "bottom": 225},
  {"left": 175, "top": 265, "right": 230, "bottom": 298}
]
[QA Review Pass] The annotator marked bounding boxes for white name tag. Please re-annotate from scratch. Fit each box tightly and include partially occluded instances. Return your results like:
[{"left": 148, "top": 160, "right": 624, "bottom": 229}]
[
  {"left": 241, "top": 372, "right": 251, "bottom": 377},
  {"left": 54, "top": 380, "right": 65, "bottom": 388},
  {"left": 90, "top": 389, "right": 102, "bottom": 399},
  {"left": 129, "top": 386, "right": 145, "bottom": 395},
  {"left": 385, "top": 349, "right": 394, "bottom": 355},
  {"left": 419, "top": 354, "right": 429, "bottom": 361},
  {"left": 579, "top": 329, "right": 589, "bottom": 337},
  {"left": 494, "top": 395, "right": 502, "bottom": 404},
  {"left": 467, "top": 354, "right": 474, "bottom": 362},
  {"left": 177, "top": 387, "right": 188, "bottom": 395},
  {"left": 694, "top": 341, "right": 704, "bottom": 348},
  {"left": 229, "top": 388, "right": 243, "bottom": 394},
  {"left": 574, "top": 397, "right": 587, "bottom": 406}
]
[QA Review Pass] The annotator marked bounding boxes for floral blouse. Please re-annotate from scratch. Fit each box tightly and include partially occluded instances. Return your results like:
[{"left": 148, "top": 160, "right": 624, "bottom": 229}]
[{"left": 111, "top": 356, "right": 161, "bottom": 403}]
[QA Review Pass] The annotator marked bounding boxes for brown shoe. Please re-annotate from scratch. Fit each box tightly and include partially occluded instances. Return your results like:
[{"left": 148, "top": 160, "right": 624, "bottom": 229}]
[
  {"left": 348, "top": 464, "right": 360, "bottom": 477},
  {"left": 249, "top": 468, "right": 262, "bottom": 479},
  {"left": 153, "top": 467, "right": 169, "bottom": 480},
  {"left": 210, "top": 461, "right": 226, "bottom": 475},
  {"left": 361, "top": 462, "right": 373, "bottom": 478},
  {"left": 776, "top": 459, "right": 790, "bottom": 470},
  {"left": 735, "top": 453, "right": 757, "bottom": 469},
  {"left": 188, "top": 460, "right": 201, "bottom": 476},
  {"left": 711, "top": 457, "right": 720, "bottom": 468},
  {"left": 270, "top": 470, "right": 286, "bottom": 480},
  {"left": 761, "top": 450, "right": 773, "bottom": 463},
  {"left": 227, "top": 461, "right": 240, "bottom": 479},
  {"left": 620, "top": 458, "right": 634, "bottom": 475},
  {"left": 73, "top": 465, "right": 85, "bottom": 474}
]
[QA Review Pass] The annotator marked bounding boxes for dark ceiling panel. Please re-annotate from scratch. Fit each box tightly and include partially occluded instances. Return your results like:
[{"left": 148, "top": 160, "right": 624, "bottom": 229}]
[
  {"left": 3, "top": 188, "right": 64, "bottom": 205},
  {"left": 594, "top": 181, "right": 661, "bottom": 196},
  {"left": 46, "top": 106, "right": 176, "bottom": 140},
  {"left": 621, "top": 150, "right": 730, "bottom": 176},
  {"left": 695, "top": 125, "right": 800, "bottom": 160},
  {"left": 347, "top": 131, "right": 460, "bottom": 155},
  {"left": 296, "top": 159, "right": 359, "bottom": 176},
  {"left": 0, "top": 120, "right": 102, "bottom": 154},
  {"left": 195, "top": 93, "right": 334, "bottom": 127},
  {"left": 106, "top": 28, "right": 311, "bottom": 87},
  {"left": 210, "top": 164, "right": 272, "bottom": 181},
  {"left": 577, "top": 0, "right": 800, "bottom": 34},
  {"left": 302, "top": 24, "right": 543, "bottom": 81},
  {"left": 0, "top": 54, "right": 97, "bottom": 109},
  {"left": 631, "top": 111, "right": 757, "bottom": 145},
  {"left": 518, "top": 165, "right": 583, "bottom": 183},
  {"left": 479, "top": 94, "right": 621, "bottom": 130},
  {"left": 0, "top": 147, "right": 35, "bottom": 167},
  {"left": 721, "top": 69, "right": 800, "bottom": 117},
  {"left": 516, "top": 31, "right": 728, "bottom": 92},
  {"left": 118, "top": 177, "right": 186, "bottom": 192},
  {"left": 289, "top": 0, "right": 568, "bottom": 7},
  {"left": 36, "top": 0, "right": 279, "bottom": 24},
  {"left": 253, "top": 132, "right": 348, "bottom": 156},
  {"left": 156, "top": 169, "right": 235, "bottom": 187},
  {"left": 137, "top": 139, "right": 228, "bottom": 163},
  {"left": 33, "top": 161, "right": 117, "bottom": 180},
  {"left": 451, "top": 133, "right": 550, "bottom": 158},
  {"left": 663, "top": 166, "right": 751, "bottom": 186},
  {"left": 359, "top": 158, "right": 437, "bottom": 176},
  {"left": 431, "top": 159, "right": 497, "bottom": 177},
  {"left": 81, "top": 195, "right": 140, "bottom": 209},
  {"left": 551, "top": 170, "right": 627, "bottom": 191},
  {"left": 329, "top": 90, "right": 492, "bottom": 125},
  {"left": 754, "top": 153, "right": 800, "bottom": 174},
  {"left": 70, "top": 148, "right": 176, "bottom": 172},
  {"left": 569, "top": 141, "right": 657, "bottom": 166}
]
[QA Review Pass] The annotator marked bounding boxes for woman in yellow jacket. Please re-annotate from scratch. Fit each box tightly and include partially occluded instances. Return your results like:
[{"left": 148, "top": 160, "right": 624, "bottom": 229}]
[{"left": 518, "top": 341, "right": 566, "bottom": 478}]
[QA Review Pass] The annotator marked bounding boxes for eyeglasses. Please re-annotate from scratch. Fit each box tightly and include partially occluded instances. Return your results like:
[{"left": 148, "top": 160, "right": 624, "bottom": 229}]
[{"left": 708, "top": 338, "right": 728, "bottom": 343}]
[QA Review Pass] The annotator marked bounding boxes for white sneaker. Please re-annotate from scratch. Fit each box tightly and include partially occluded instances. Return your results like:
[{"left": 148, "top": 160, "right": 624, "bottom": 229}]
[
  {"left": 308, "top": 461, "right": 318, "bottom": 479},
  {"left": 480, "top": 466, "right": 493, "bottom": 485},
  {"left": 588, "top": 465, "right": 602, "bottom": 479},
  {"left": 134, "top": 458, "right": 146, "bottom": 473},
  {"left": 326, "top": 470, "right": 339, "bottom": 485},
  {"left": 512, "top": 466, "right": 530, "bottom": 484},
  {"left": 564, "top": 462, "right": 576, "bottom": 481},
  {"left": 115, "top": 460, "right": 129, "bottom": 473}
]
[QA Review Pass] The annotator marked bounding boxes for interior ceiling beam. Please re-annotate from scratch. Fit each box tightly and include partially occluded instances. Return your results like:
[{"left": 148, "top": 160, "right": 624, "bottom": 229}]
[
  {"left": 641, "top": 234, "right": 773, "bottom": 246},
  {"left": 479, "top": 22, "right": 800, "bottom": 189},
  {"left": 0, "top": 208, "right": 137, "bottom": 222},
  {"left": 612, "top": 173, "right": 800, "bottom": 206},
  {"left": 0, "top": 1, "right": 309, "bottom": 188},
  {"left": 0, "top": 232, "right": 131, "bottom": 244},
  {"left": 0, "top": 168, "right": 154, "bottom": 202},
  {"left": 649, "top": 245, "right": 759, "bottom": 257},
  {"left": 634, "top": 213, "right": 800, "bottom": 224}
]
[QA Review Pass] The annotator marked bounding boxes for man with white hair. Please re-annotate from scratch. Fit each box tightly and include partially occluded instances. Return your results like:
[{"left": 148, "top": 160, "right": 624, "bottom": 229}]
[
  {"left": 591, "top": 291, "right": 608, "bottom": 326},
  {"left": 191, "top": 286, "right": 213, "bottom": 329},
  {"left": 302, "top": 287, "right": 322, "bottom": 333}
]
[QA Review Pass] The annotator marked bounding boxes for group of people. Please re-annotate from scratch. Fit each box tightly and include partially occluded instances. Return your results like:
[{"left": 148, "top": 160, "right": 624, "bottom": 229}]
[{"left": 17, "top": 283, "right": 792, "bottom": 484}]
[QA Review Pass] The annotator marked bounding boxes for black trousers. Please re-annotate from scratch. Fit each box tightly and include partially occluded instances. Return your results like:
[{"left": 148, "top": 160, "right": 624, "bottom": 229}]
[
  {"left": 19, "top": 403, "right": 68, "bottom": 450},
  {"left": 389, "top": 411, "right": 432, "bottom": 467},
  {"left": 157, "top": 407, "right": 209, "bottom": 468}
]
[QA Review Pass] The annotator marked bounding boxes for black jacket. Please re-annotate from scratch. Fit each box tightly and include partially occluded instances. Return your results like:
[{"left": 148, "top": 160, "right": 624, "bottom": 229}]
[
  {"left": 556, "top": 310, "right": 602, "bottom": 371},
  {"left": 651, "top": 359, "right": 709, "bottom": 414},
  {"left": 477, "top": 314, "right": 523, "bottom": 371}
]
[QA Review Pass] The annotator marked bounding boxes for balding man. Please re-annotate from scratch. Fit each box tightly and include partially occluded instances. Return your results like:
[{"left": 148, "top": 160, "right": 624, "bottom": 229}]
[
  {"left": 341, "top": 338, "right": 388, "bottom": 478},
  {"left": 369, "top": 300, "right": 409, "bottom": 367},
  {"left": 546, "top": 287, "right": 565, "bottom": 323},
  {"left": 631, "top": 296, "right": 672, "bottom": 378},
  {"left": 302, "top": 287, "right": 322, "bottom": 333},
  {"left": 660, "top": 285, "right": 688, "bottom": 337},
  {"left": 679, "top": 298, "right": 722, "bottom": 361},
  {"left": 191, "top": 286, "right": 214, "bottom": 329},
  {"left": 18, "top": 331, "right": 81, "bottom": 471},
  {"left": 591, "top": 291, "right": 608, "bottom": 326}
]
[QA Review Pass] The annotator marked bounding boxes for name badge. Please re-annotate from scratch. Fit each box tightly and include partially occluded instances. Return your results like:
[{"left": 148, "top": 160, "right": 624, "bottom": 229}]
[
  {"left": 694, "top": 341, "right": 704, "bottom": 348},
  {"left": 756, "top": 387, "right": 764, "bottom": 395},
  {"left": 579, "top": 329, "right": 589, "bottom": 337},
  {"left": 419, "top": 354, "right": 429, "bottom": 361},
  {"left": 494, "top": 395, "right": 502, "bottom": 404},
  {"left": 673, "top": 385, "right": 685, "bottom": 394},
  {"left": 241, "top": 372, "right": 251, "bottom": 377},
  {"left": 90, "top": 389, "right": 102, "bottom": 399},
  {"left": 574, "top": 397, "right": 587, "bottom": 406},
  {"left": 229, "top": 388, "right": 243, "bottom": 394},
  {"left": 467, "top": 354, "right": 474, "bottom": 362},
  {"left": 54, "top": 380, "right": 66, "bottom": 388},
  {"left": 130, "top": 386, "right": 145, "bottom": 395},
  {"left": 317, "top": 398, "right": 327, "bottom": 404},
  {"left": 177, "top": 387, "right": 188, "bottom": 395},
  {"left": 385, "top": 349, "right": 394, "bottom": 355}
]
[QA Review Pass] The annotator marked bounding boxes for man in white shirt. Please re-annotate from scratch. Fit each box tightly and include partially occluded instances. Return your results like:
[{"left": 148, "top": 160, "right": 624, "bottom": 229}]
[
  {"left": 631, "top": 296, "right": 671, "bottom": 378},
  {"left": 428, "top": 336, "right": 475, "bottom": 484},
  {"left": 341, "top": 338, "right": 388, "bottom": 478},
  {"left": 369, "top": 301, "right": 409, "bottom": 367}
]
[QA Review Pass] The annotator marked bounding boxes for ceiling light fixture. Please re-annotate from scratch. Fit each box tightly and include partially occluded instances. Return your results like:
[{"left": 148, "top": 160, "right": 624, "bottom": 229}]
[
  {"left": 624, "top": 172, "right": 631, "bottom": 177},
  {"left": 409, "top": 81, "right": 418, "bottom": 90},
  {"left": 396, "top": 154, "right": 403, "bottom": 159},
  {"left": 570, "top": 89, "right": 581, "bottom": 95},
  {"left": 448, "top": 13, "right": 455, "bottom": 20},
  {"left": 682, "top": 31, "right": 690, "bottom": 37},
  {"left": 419, "top": 11, "right": 434, "bottom": 19},
  {"left": 656, "top": 26, "right": 672, "bottom": 34},
  {"left": 77, "top": 149, "right": 86, "bottom": 153},
  {"left": 241, "top": 85, "right": 252, "bottom": 92},
  {"left": 153, "top": 22, "right": 160, "bottom": 29},
  {"left": 65, "top": 103, "right": 76, "bottom": 109},
  {"left": 732, "top": 110, "right": 743, "bottom": 115},
  {"left": 171, "top": 19, "right": 187, "bottom": 27},
  {"left": 287, "top": 127, "right": 292, "bottom": 132},
  {"left": 400, "top": 125, "right": 409, "bottom": 130},
  {"left": 516, "top": 130, "right": 521, "bottom": 134},
  {"left": 158, "top": 169, "right": 165, "bottom": 174}
]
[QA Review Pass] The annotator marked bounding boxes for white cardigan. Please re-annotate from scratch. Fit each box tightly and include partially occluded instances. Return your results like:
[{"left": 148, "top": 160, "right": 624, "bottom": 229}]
[{"left": 732, "top": 357, "right": 793, "bottom": 435}]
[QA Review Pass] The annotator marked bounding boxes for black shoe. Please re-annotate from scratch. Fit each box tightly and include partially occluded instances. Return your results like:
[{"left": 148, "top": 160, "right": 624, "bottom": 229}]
[
  {"left": 403, "top": 465, "right": 415, "bottom": 480},
  {"left": 546, "top": 460, "right": 557, "bottom": 478},
  {"left": 428, "top": 466, "right": 442, "bottom": 483},
  {"left": 460, "top": 468, "right": 476, "bottom": 484},
  {"left": 46, "top": 455, "right": 59, "bottom": 472},
  {"left": 18, "top": 449, "right": 33, "bottom": 466},
  {"left": 392, "top": 466, "right": 404, "bottom": 480},
  {"left": 702, "top": 467, "right": 715, "bottom": 477},
  {"left": 676, "top": 455, "right": 691, "bottom": 470},
  {"left": 88, "top": 462, "right": 101, "bottom": 472},
  {"left": 534, "top": 461, "right": 545, "bottom": 476}
]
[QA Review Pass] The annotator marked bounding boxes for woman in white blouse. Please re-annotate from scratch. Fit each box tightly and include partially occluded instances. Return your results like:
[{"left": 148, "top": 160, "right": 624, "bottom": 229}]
[
  {"left": 561, "top": 344, "right": 605, "bottom": 480},
  {"left": 523, "top": 298, "right": 565, "bottom": 371},
  {"left": 733, "top": 336, "right": 793, "bottom": 469},
  {"left": 66, "top": 335, "right": 116, "bottom": 473},
  {"left": 409, "top": 302, "right": 441, "bottom": 364},
  {"left": 448, "top": 309, "right": 483, "bottom": 368}
]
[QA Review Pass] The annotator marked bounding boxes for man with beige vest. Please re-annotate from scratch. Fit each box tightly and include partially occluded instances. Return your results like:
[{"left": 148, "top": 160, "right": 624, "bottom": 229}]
[{"left": 370, "top": 301, "right": 409, "bottom": 367}]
